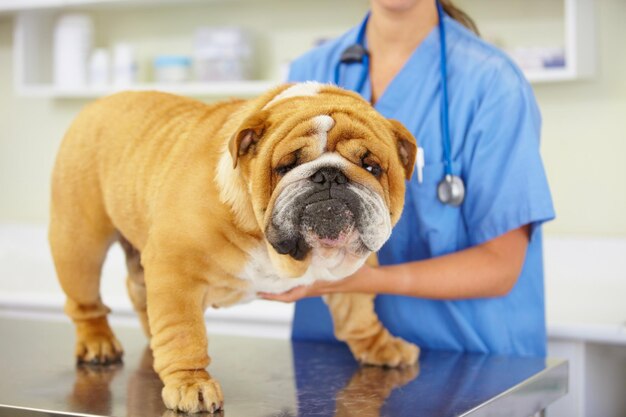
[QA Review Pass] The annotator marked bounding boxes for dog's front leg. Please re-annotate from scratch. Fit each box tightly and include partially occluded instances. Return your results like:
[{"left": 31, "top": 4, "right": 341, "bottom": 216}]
[
  {"left": 144, "top": 261, "right": 223, "bottom": 414},
  {"left": 324, "top": 292, "right": 419, "bottom": 367}
]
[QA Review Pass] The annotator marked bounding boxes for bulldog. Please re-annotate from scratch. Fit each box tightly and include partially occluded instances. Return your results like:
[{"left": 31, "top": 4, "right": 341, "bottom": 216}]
[{"left": 49, "top": 82, "right": 419, "bottom": 414}]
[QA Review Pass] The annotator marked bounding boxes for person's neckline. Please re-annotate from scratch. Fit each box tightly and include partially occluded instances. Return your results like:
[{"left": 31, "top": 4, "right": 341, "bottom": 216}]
[{"left": 368, "top": 16, "right": 443, "bottom": 108}]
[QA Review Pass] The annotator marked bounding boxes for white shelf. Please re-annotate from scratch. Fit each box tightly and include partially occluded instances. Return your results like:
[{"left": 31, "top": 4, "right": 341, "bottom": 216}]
[
  {"left": 16, "top": 81, "right": 281, "bottom": 99},
  {"left": 12, "top": 8, "right": 285, "bottom": 99},
  {"left": 9, "top": 0, "right": 596, "bottom": 99},
  {"left": 525, "top": 67, "right": 577, "bottom": 83},
  {"left": 14, "top": 70, "right": 575, "bottom": 100},
  {"left": 0, "top": 0, "right": 208, "bottom": 13}
]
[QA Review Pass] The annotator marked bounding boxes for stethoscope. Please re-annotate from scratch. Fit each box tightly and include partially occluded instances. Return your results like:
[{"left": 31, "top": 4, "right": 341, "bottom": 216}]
[{"left": 334, "top": 0, "right": 465, "bottom": 207}]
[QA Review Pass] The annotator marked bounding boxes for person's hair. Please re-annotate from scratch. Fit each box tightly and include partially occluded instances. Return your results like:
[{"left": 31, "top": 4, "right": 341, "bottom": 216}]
[{"left": 440, "top": 0, "right": 479, "bottom": 35}]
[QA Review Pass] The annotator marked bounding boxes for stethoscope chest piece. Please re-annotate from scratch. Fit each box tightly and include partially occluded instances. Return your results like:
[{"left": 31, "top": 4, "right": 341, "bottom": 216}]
[{"left": 437, "top": 174, "right": 465, "bottom": 206}]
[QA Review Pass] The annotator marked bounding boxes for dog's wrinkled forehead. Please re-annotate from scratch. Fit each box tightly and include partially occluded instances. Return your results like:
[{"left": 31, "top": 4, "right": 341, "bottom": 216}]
[{"left": 261, "top": 82, "right": 387, "bottom": 153}]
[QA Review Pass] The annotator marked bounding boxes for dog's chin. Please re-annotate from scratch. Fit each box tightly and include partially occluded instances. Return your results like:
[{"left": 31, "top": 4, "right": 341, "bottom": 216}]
[{"left": 302, "top": 227, "right": 370, "bottom": 280}]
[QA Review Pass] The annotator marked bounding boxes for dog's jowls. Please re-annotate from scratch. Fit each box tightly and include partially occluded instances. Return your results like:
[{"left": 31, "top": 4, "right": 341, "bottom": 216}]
[{"left": 49, "top": 82, "right": 419, "bottom": 414}]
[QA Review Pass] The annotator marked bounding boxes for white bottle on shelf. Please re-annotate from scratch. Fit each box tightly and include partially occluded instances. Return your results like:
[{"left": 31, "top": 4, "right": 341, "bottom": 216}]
[
  {"left": 113, "top": 43, "right": 138, "bottom": 87},
  {"left": 53, "top": 14, "right": 94, "bottom": 88},
  {"left": 88, "top": 48, "right": 110, "bottom": 87}
]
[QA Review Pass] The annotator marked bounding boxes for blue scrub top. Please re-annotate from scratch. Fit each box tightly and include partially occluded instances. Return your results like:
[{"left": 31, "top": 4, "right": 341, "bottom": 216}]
[{"left": 288, "top": 14, "right": 555, "bottom": 357}]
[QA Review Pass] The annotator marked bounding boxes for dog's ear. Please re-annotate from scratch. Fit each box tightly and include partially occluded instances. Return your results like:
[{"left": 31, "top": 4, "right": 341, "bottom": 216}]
[
  {"left": 388, "top": 119, "right": 417, "bottom": 181},
  {"left": 228, "top": 110, "right": 269, "bottom": 168}
]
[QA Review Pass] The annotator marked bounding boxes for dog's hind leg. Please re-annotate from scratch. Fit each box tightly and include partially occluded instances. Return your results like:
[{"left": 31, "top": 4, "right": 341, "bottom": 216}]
[
  {"left": 119, "top": 235, "right": 150, "bottom": 338},
  {"left": 49, "top": 197, "right": 123, "bottom": 365}
]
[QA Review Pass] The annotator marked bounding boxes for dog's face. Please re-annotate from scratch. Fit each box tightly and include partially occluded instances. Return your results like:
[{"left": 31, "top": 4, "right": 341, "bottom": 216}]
[{"left": 228, "top": 83, "right": 417, "bottom": 278}]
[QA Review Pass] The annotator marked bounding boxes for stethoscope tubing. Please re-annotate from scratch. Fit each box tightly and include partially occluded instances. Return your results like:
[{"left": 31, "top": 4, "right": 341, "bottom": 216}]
[
  {"left": 436, "top": 0, "right": 453, "bottom": 178},
  {"left": 334, "top": 0, "right": 465, "bottom": 206}
]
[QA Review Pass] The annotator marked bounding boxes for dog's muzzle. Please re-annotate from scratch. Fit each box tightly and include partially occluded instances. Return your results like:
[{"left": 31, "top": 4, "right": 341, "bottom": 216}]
[
  {"left": 301, "top": 167, "right": 359, "bottom": 245},
  {"left": 266, "top": 166, "right": 390, "bottom": 261}
]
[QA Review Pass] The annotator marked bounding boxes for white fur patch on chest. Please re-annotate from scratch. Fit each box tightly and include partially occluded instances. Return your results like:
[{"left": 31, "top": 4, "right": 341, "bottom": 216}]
[{"left": 236, "top": 243, "right": 366, "bottom": 302}]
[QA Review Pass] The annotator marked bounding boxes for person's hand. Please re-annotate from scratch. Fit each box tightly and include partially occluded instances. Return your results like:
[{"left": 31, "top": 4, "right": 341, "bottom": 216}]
[
  {"left": 257, "top": 280, "right": 334, "bottom": 302},
  {"left": 258, "top": 264, "right": 376, "bottom": 303}
]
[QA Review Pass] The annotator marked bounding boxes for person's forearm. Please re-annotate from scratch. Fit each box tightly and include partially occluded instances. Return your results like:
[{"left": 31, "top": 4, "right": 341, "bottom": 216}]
[
  {"left": 377, "top": 245, "right": 519, "bottom": 298},
  {"left": 339, "top": 226, "right": 530, "bottom": 299}
]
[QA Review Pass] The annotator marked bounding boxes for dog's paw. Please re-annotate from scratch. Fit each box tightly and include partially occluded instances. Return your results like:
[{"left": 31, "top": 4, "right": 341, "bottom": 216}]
[
  {"left": 162, "top": 370, "right": 224, "bottom": 414},
  {"left": 74, "top": 317, "right": 123, "bottom": 365},
  {"left": 75, "top": 330, "right": 123, "bottom": 365},
  {"left": 353, "top": 336, "right": 420, "bottom": 368}
]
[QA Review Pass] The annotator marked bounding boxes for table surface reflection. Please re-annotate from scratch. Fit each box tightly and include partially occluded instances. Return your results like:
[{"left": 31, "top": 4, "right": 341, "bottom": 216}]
[{"left": 0, "top": 316, "right": 567, "bottom": 417}]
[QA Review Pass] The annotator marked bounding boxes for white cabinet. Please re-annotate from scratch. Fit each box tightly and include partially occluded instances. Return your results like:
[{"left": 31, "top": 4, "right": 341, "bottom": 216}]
[
  {"left": 547, "top": 341, "right": 626, "bottom": 417},
  {"left": 544, "top": 237, "right": 626, "bottom": 417},
  {"left": 4, "top": 0, "right": 596, "bottom": 98}
]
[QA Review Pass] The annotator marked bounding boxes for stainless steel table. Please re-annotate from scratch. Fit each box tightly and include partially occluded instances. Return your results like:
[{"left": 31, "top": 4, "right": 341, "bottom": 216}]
[{"left": 0, "top": 316, "right": 567, "bottom": 417}]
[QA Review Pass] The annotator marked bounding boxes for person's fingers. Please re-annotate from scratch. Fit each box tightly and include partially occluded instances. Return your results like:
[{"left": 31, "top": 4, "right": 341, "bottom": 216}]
[
  {"left": 257, "top": 292, "right": 290, "bottom": 302},
  {"left": 258, "top": 286, "right": 308, "bottom": 302}
]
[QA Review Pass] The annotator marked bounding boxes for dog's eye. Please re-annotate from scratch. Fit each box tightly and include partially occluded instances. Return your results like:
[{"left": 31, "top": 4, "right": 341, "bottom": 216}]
[
  {"left": 361, "top": 153, "right": 382, "bottom": 178},
  {"left": 276, "top": 163, "right": 296, "bottom": 176},
  {"left": 275, "top": 151, "right": 300, "bottom": 176},
  {"left": 364, "top": 163, "right": 382, "bottom": 177}
]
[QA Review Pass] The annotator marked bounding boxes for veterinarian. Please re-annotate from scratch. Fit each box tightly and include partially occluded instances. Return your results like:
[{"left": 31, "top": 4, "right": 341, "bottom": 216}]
[{"left": 261, "top": 0, "right": 555, "bottom": 357}]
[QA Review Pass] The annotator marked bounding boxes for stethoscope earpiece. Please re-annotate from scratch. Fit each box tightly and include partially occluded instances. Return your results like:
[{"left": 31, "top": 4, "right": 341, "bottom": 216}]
[{"left": 336, "top": 0, "right": 465, "bottom": 207}]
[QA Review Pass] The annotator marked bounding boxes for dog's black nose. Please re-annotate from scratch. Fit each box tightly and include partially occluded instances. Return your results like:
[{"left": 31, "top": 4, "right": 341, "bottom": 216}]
[{"left": 310, "top": 167, "right": 347, "bottom": 187}]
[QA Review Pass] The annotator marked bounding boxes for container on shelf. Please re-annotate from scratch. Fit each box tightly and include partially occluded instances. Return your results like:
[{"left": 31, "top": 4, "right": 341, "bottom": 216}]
[
  {"left": 193, "top": 27, "right": 253, "bottom": 82},
  {"left": 153, "top": 55, "right": 192, "bottom": 84},
  {"left": 507, "top": 46, "right": 567, "bottom": 72},
  {"left": 53, "top": 14, "right": 94, "bottom": 88},
  {"left": 113, "top": 43, "right": 138, "bottom": 87},
  {"left": 88, "top": 48, "right": 110, "bottom": 87}
]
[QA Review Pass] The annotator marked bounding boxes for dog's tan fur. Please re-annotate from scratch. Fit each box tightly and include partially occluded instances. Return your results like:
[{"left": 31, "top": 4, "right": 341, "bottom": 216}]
[{"left": 49, "top": 84, "right": 419, "bottom": 413}]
